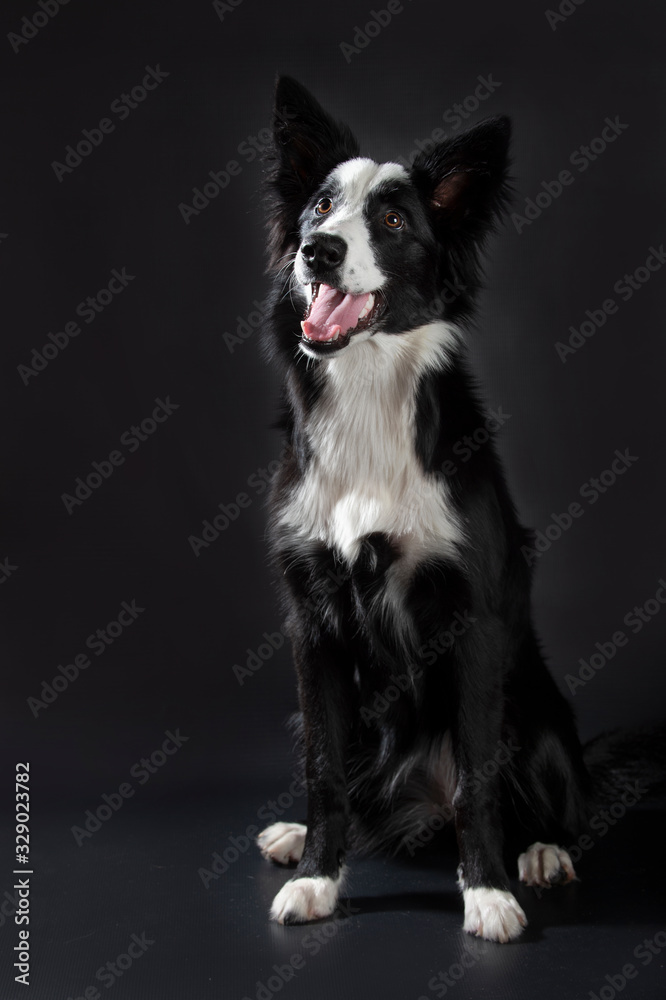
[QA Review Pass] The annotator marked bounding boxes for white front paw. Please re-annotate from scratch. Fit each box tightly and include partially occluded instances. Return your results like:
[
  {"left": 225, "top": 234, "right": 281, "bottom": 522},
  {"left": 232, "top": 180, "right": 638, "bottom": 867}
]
[
  {"left": 462, "top": 887, "right": 527, "bottom": 943},
  {"left": 270, "top": 874, "right": 342, "bottom": 924}
]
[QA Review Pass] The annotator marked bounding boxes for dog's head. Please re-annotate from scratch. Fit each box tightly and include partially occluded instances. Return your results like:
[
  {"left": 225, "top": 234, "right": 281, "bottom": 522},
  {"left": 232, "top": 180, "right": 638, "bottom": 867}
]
[{"left": 265, "top": 76, "right": 511, "bottom": 359}]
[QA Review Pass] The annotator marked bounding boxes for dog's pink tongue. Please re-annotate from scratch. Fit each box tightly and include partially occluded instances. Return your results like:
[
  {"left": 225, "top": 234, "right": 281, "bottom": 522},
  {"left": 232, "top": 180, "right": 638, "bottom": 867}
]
[{"left": 302, "top": 284, "right": 370, "bottom": 341}]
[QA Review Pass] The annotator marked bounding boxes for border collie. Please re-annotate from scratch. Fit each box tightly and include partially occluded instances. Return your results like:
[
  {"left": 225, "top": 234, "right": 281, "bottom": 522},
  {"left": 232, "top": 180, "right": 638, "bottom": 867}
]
[{"left": 254, "top": 76, "right": 662, "bottom": 943}]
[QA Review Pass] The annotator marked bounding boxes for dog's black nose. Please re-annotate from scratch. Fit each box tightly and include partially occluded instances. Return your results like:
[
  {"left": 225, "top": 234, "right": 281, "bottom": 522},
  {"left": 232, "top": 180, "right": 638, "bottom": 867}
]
[{"left": 300, "top": 234, "right": 346, "bottom": 272}]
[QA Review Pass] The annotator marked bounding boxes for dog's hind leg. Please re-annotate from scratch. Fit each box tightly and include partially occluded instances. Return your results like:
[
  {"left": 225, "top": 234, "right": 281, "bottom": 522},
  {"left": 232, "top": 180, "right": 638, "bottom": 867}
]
[
  {"left": 513, "top": 744, "right": 584, "bottom": 890},
  {"left": 449, "top": 615, "right": 529, "bottom": 943},
  {"left": 517, "top": 842, "right": 577, "bottom": 888},
  {"left": 506, "top": 670, "right": 590, "bottom": 893},
  {"left": 257, "top": 822, "right": 307, "bottom": 865}
]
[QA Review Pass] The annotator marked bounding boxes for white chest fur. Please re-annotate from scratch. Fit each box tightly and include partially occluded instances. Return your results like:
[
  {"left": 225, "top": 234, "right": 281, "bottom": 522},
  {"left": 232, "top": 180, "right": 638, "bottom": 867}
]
[{"left": 279, "top": 323, "right": 465, "bottom": 566}]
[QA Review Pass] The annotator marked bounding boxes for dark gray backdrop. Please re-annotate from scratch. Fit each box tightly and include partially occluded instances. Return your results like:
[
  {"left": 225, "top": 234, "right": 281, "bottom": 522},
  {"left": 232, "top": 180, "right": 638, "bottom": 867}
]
[{"left": 1, "top": 0, "right": 665, "bottom": 862}]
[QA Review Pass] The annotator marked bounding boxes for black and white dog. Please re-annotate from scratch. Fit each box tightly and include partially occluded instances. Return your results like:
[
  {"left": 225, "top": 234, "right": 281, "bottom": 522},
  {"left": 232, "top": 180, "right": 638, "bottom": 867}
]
[{"left": 254, "top": 76, "right": 661, "bottom": 942}]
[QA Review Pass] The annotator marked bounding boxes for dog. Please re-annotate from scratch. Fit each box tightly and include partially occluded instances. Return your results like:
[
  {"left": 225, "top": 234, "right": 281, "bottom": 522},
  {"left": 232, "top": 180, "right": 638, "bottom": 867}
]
[{"left": 254, "top": 76, "right": 663, "bottom": 943}]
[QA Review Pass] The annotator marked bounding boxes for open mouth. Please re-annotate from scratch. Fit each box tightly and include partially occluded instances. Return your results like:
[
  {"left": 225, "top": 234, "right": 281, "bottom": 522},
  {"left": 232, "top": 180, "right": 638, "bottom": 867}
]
[{"left": 300, "top": 282, "right": 383, "bottom": 350}]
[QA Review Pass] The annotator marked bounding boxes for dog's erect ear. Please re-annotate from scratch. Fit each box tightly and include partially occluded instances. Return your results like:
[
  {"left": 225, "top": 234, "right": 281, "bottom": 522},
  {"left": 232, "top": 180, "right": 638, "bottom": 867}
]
[
  {"left": 272, "top": 76, "right": 360, "bottom": 193},
  {"left": 264, "top": 76, "right": 360, "bottom": 270},
  {"left": 410, "top": 116, "right": 512, "bottom": 313},
  {"left": 410, "top": 116, "right": 511, "bottom": 238}
]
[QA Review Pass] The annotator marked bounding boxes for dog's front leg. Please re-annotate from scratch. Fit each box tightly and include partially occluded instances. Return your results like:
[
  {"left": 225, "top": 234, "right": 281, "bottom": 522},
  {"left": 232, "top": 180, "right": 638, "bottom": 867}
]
[
  {"left": 451, "top": 616, "right": 527, "bottom": 943},
  {"left": 269, "top": 630, "right": 352, "bottom": 924}
]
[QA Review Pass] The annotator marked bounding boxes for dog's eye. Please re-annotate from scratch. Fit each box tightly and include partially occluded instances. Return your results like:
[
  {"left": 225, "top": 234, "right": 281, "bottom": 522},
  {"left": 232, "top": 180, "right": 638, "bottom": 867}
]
[
  {"left": 316, "top": 197, "right": 333, "bottom": 215},
  {"left": 384, "top": 211, "right": 404, "bottom": 229}
]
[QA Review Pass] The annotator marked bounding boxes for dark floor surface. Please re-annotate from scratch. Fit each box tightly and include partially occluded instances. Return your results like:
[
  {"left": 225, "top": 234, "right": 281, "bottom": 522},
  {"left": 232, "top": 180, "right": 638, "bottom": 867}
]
[{"left": 1, "top": 789, "right": 664, "bottom": 999}]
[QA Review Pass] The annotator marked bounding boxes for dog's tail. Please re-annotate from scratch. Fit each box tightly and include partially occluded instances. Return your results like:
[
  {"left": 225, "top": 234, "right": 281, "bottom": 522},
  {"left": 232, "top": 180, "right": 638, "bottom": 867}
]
[{"left": 583, "top": 725, "right": 666, "bottom": 808}]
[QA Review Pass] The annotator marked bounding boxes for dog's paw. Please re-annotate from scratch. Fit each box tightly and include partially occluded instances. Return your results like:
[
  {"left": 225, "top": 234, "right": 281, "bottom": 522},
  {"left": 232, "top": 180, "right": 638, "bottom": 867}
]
[
  {"left": 462, "top": 887, "right": 527, "bottom": 943},
  {"left": 269, "top": 874, "right": 341, "bottom": 924},
  {"left": 517, "top": 841, "right": 577, "bottom": 888},
  {"left": 257, "top": 822, "right": 307, "bottom": 865}
]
